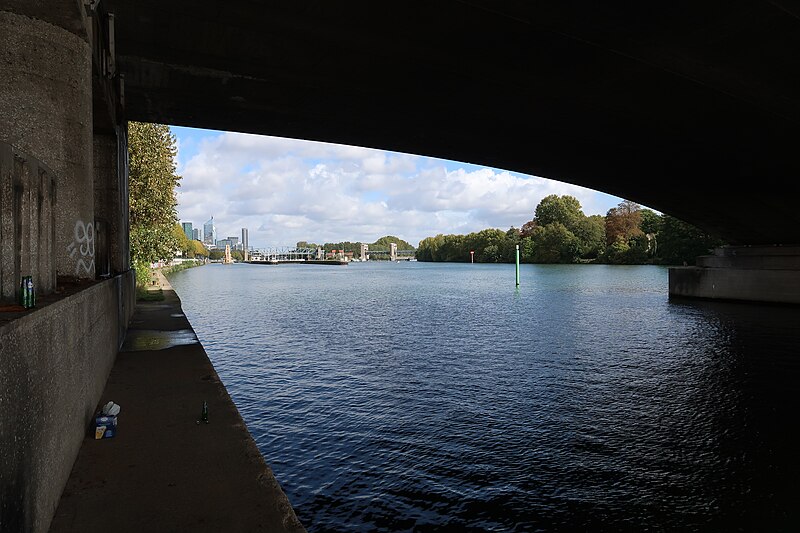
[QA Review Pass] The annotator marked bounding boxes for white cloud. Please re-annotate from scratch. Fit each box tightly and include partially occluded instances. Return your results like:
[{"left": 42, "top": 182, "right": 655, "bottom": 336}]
[{"left": 175, "top": 130, "right": 622, "bottom": 248}]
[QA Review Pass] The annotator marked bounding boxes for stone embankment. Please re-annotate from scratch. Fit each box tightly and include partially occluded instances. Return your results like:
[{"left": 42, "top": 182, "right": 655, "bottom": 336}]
[{"left": 49, "top": 270, "right": 305, "bottom": 532}]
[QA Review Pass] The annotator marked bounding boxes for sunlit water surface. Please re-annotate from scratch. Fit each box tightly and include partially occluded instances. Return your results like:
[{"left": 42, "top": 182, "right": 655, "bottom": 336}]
[{"left": 169, "top": 262, "right": 799, "bottom": 531}]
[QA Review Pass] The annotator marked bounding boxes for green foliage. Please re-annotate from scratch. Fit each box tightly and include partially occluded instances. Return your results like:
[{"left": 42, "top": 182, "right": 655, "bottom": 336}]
[
  {"left": 417, "top": 195, "right": 725, "bottom": 266},
  {"left": 371, "top": 235, "right": 415, "bottom": 251},
  {"left": 306, "top": 236, "right": 416, "bottom": 260},
  {"left": 322, "top": 241, "right": 361, "bottom": 253},
  {"left": 190, "top": 240, "right": 208, "bottom": 258},
  {"left": 173, "top": 224, "right": 190, "bottom": 255},
  {"left": 416, "top": 229, "right": 518, "bottom": 263},
  {"left": 603, "top": 234, "right": 649, "bottom": 264},
  {"left": 604, "top": 236, "right": 630, "bottom": 264},
  {"left": 572, "top": 215, "right": 606, "bottom": 259},
  {"left": 134, "top": 264, "right": 153, "bottom": 288},
  {"left": 639, "top": 209, "right": 662, "bottom": 235},
  {"left": 519, "top": 236, "right": 535, "bottom": 262},
  {"left": 129, "top": 122, "right": 181, "bottom": 285},
  {"left": 658, "top": 215, "right": 724, "bottom": 265},
  {"left": 529, "top": 223, "right": 581, "bottom": 263},
  {"left": 534, "top": 194, "right": 583, "bottom": 229},
  {"left": 162, "top": 261, "right": 204, "bottom": 276}
]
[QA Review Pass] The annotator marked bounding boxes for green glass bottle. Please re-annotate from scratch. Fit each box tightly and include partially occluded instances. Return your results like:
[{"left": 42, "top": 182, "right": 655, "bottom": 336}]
[
  {"left": 27, "top": 277, "right": 35, "bottom": 308},
  {"left": 20, "top": 276, "right": 31, "bottom": 308},
  {"left": 19, "top": 277, "right": 26, "bottom": 307},
  {"left": 197, "top": 400, "right": 209, "bottom": 424}
]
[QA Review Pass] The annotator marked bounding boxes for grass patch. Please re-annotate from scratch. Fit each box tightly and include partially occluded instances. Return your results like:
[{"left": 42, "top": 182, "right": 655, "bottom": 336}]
[
  {"left": 136, "top": 286, "right": 165, "bottom": 301},
  {"left": 163, "top": 260, "right": 204, "bottom": 277}
]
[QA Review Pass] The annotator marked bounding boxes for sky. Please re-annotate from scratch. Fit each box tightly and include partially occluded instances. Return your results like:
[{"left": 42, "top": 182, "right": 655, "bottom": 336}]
[{"left": 172, "top": 126, "right": 626, "bottom": 249}]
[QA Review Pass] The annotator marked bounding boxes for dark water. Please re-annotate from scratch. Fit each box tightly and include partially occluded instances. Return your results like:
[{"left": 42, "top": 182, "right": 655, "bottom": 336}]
[{"left": 169, "top": 262, "right": 800, "bottom": 532}]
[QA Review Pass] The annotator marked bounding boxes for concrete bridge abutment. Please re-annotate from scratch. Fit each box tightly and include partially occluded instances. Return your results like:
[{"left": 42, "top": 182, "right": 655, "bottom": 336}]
[
  {"left": 1, "top": 2, "right": 134, "bottom": 532},
  {"left": 0, "top": 5, "right": 96, "bottom": 281},
  {"left": 669, "top": 246, "right": 800, "bottom": 305}
]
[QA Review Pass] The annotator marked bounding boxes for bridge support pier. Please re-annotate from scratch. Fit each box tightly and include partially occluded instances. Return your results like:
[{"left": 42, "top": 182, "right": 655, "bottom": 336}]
[
  {"left": 0, "top": 4, "right": 95, "bottom": 280},
  {"left": 669, "top": 246, "right": 800, "bottom": 305},
  {"left": 1, "top": 2, "right": 134, "bottom": 532}
]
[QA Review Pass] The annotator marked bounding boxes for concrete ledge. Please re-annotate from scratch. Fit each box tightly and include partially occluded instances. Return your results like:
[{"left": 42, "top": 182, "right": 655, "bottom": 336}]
[
  {"left": 712, "top": 245, "right": 800, "bottom": 257},
  {"left": 0, "top": 271, "right": 135, "bottom": 533},
  {"left": 671, "top": 246, "right": 800, "bottom": 304},
  {"left": 48, "top": 280, "right": 305, "bottom": 532},
  {"left": 669, "top": 266, "right": 800, "bottom": 304},
  {"left": 696, "top": 245, "right": 800, "bottom": 270}
]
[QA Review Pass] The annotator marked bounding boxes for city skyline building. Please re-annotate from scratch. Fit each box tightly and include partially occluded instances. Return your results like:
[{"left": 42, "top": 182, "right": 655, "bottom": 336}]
[
  {"left": 203, "top": 216, "right": 216, "bottom": 246},
  {"left": 181, "top": 222, "right": 193, "bottom": 241},
  {"left": 215, "top": 238, "right": 234, "bottom": 250},
  {"left": 192, "top": 228, "right": 201, "bottom": 241},
  {"left": 242, "top": 228, "right": 250, "bottom": 260}
]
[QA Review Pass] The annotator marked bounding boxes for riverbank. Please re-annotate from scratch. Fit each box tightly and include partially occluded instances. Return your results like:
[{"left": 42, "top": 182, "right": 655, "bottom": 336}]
[
  {"left": 135, "top": 261, "right": 206, "bottom": 302},
  {"left": 49, "top": 269, "right": 305, "bottom": 532},
  {"left": 162, "top": 259, "right": 206, "bottom": 276}
]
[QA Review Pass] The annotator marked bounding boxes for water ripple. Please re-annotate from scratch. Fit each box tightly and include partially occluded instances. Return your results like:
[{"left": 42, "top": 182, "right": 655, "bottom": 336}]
[{"left": 169, "top": 263, "right": 800, "bottom": 531}]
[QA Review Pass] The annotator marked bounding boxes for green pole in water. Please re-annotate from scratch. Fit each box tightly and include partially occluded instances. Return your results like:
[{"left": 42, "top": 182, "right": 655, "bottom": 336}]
[{"left": 515, "top": 244, "right": 520, "bottom": 286}]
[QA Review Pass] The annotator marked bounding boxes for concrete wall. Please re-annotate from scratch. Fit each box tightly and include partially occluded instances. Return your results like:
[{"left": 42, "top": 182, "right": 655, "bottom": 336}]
[
  {"left": 0, "top": 143, "right": 58, "bottom": 300},
  {"left": 92, "top": 124, "right": 131, "bottom": 278},
  {"left": 0, "top": 271, "right": 135, "bottom": 533},
  {"left": 0, "top": 7, "right": 95, "bottom": 280},
  {"left": 0, "top": 3, "right": 137, "bottom": 532},
  {"left": 669, "top": 246, "right": 800, "bottom": 304}
]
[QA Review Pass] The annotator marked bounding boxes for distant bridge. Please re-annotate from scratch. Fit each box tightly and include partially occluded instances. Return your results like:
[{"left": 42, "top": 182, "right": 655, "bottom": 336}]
[
  {"left": 248, "top": 247, "right": 318, "bottom": 262},
  {"left": 364, "top": 250, "right": 417, "bottom": 261},
  {"left": 246, "top": 246, "right": 417, "bottom": 263}
]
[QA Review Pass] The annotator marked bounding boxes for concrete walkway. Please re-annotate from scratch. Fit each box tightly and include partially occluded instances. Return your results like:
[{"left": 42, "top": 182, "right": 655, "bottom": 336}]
[{"left": 49, "top": 270, "right": 305, "bottom": 532}]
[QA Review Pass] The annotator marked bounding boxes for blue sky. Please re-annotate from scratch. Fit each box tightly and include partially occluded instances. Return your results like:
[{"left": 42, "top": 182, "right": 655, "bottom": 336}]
[{"left": 171, "top": 126, "right": 625, "bottom": 249}]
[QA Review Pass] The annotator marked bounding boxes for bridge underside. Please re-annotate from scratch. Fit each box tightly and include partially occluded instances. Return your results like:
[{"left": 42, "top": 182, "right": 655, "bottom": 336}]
[
  {"left": 105, "top": 0, "right": 800, "bottom": 246},
  {"left": 1, "top": 3, "right": 800, "bottom": 531}
]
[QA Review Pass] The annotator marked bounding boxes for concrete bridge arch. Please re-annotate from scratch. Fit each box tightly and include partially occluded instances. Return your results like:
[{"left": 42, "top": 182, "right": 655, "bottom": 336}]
[{"left": 2, "top": 1, "right": 800, "bottom": 531}]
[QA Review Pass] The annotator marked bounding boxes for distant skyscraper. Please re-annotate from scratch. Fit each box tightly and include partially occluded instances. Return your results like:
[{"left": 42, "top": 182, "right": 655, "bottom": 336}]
[
  {"left": 192, "top": 228, "right": 201, "bottom": 241},
  {"left": 181, "top": 222, "right": 193, "bottom": 240},
  {"left": 203, "top": 216, "right": 216, "bottom": 246},
  {"left": 242, "top": 228, "right": 249, "bottom": 250}
]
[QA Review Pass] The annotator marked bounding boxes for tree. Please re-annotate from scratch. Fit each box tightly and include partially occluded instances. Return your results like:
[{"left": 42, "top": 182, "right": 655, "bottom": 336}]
[
  {"left": 534, "top": 194, "right": 583, "bottom": 229},
  {"left": 172, "top": 223, "right": 190, "bottom": 255},
  {"left": 129, "top": 122, "right": 181, "bottom": 286},
  {"left": 371, "top": 235, "right": 415, "bottom": 251},
  {"left": 639, "top": 208, "right": 662, "bottom": 235},
  {"left": 499, "top": 227, "right": 522, "bottom": 262},
  {"left": 659, "top": 215, "right": 724, "bottom": 265},
  {"left": 465, "top": 228, "right": 507, "bottom": 262},
  {"left": 519, "top": 236, "right": 535, "bottom": 263},
  {"left": 605, "top": 200, "right": 643, "bottom": 245},
  {"left": 190, "top": 240, "right": 207, "bottom": 258},
  {"left": 520, "top": 219, "right": 538, "bottom": 238},
  {"left": 572, "top": 215, "right": 606, "bottom": 259},
  {"left": 529, "top": 222, "right": 580, "bottom": 263}
]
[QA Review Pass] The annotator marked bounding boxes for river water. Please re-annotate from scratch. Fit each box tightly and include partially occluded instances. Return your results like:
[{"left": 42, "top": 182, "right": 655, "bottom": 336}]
[{"left": 168, "top": 262, "right": 799, "bottom": 532}]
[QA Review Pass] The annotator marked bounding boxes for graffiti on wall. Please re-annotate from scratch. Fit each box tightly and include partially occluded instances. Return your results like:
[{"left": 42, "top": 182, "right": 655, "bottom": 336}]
[{"left": 66, "top": 220, "right": 95, "bottom": 275}]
